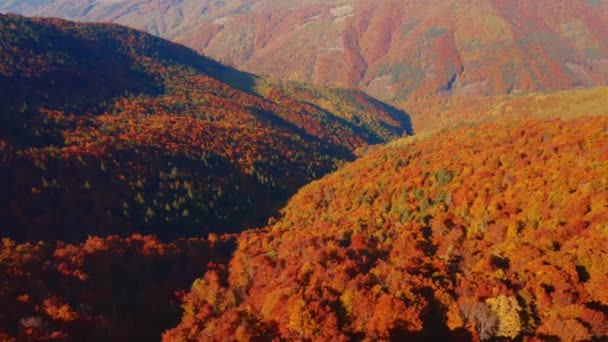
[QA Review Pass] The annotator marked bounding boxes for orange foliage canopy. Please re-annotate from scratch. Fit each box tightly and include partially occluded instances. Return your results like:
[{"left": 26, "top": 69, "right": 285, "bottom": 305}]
[
  {"left": 0, "top": 13, "right": 410, "bottom": 341},
  {"left": 0, "top": 13, "right": 410, "bottom": 242},
  {"left": 167, "top": 117, "right": 608, "bottom": 341},
  {"left": 0, "top": 234, "right": 235, "bottom": 341}
]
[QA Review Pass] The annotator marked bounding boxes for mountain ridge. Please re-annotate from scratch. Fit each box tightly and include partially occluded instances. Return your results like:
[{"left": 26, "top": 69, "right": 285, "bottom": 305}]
[
  {"left": 3, "top": 0, "right": 607, "bottom": 105},
  {"left": 0, "top": 13, "right": 412, "bottom": 341},
  {"left": 0, "top": 13, "right": 411, "bottom": 242},
  {"left": 0, "top": 6, "right": 608, "bottom": 342}
]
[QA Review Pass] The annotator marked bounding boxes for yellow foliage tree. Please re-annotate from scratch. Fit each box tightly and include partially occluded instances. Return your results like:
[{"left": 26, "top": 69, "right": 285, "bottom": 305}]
[
  {"left": 340, "top": 289, "right": 355, "bottom": 317},
  {"left": 485, "top": 295, "right": 522, "bottom": 339},
  {"left": 287, "top": 299, "right": 318, "bottom": 339}
]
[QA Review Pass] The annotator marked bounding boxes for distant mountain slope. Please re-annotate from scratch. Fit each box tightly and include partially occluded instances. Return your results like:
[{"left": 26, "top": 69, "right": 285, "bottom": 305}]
[
  {"left": 408, "top": 86, "right": 608, "bottom": 133},
  {"left": 0, "top": 14, "right": 410, "bottom": 242},
  {"left": 167, "top": 115, "right": 608, "bottom": 340},
  {"left": 3, "top": 0, "right": 608, "bottom": 104}
]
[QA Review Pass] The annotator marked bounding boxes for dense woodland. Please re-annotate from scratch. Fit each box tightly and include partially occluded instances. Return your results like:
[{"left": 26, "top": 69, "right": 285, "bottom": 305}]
[
  {"left": 166, "top": 117, "right": 608, "bottom": 341},
  {"left": 0, "top": 14, "right": 411, "bottom": 340},
  {"left": 0, "top": 13, "right": 410, "bottom": 242},
  {"left": 0, "top": 234, "right": 235, "bottom": 341},
  {"left": 1, "top": 11, "right": 608, "bottom": 342}
]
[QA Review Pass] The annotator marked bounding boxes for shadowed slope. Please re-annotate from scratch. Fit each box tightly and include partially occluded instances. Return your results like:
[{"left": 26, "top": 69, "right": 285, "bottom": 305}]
[{"left": 0, "top": 14, "right": 410, "bottom": 241}]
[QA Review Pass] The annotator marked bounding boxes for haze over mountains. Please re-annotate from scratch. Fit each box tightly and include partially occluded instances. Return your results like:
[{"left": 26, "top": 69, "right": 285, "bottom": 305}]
[{"left": 2, "top": 0, "right": 608, "bottom": 104}]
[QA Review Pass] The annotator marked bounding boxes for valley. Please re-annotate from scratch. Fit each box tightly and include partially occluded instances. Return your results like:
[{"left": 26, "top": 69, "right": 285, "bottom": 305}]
[{"left": 0, "top": 1, "right": 607, "bottom": 341}]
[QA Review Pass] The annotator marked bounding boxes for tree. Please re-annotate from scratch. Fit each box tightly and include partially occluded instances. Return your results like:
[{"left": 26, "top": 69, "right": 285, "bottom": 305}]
[{"left": 485, "top": 295, "right": 522, "bottom": 339}]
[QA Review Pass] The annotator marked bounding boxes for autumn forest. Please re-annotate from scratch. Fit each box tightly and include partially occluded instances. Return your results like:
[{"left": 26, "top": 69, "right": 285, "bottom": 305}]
[{"left": 1, "top": 2, "right": 608, "bottom": 341}]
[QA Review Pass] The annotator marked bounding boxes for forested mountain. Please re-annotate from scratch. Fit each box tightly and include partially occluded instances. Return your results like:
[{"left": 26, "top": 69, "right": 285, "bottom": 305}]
[
  {"left": 0, "top": 13, "right": 410, "bottom": 242},
  {"left": 1, "top": 4, "right": 607, "bottom": 342},
  {"left": 167, "top": 114, "right": 608, "bottom": 341},
  {"left": 2, "top": 0, "right": 607, "bottom": 104},
  {"left": 0, "top": 14, "right": 409, "bottom": 340}
]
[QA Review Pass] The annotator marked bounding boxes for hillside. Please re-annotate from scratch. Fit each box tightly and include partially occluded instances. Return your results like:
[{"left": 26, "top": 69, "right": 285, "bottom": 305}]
[
  {"left": 0, "top": 13, "right": 410, "bottom": 242},
  {"left": 0, "top": 15, "right": 410, "bottom": 340},
  {"left": 3, "top": 0, "right": 608, "bottom": 104},
  {"left": 0, "top": 234, "right": 235, "bottom": 341},
  {"left": 166, "top": 116, "right": 608, "bottom": 340},
  {"left": 408, "top": 86, "right": 608, "bottom": 133},
  {"left": 1, "top": 7, "right": 607, "bottom": 342}
]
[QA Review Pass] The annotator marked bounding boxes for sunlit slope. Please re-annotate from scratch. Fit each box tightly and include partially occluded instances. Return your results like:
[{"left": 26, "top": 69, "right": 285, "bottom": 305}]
[
  {"left": 3, "top": 0, "right": 607, "bottom": 103},
  {"left": 408, "top": 86, "right": 608, "bottom": 133},
  {"left": 167, "top": 116, "right": 608, "bottom": 340}
]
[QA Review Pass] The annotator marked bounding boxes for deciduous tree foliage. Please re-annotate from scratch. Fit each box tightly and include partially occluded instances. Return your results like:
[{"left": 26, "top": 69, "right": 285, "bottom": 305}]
[
  {"left": 0, "top": 13, "right": 409, "bottom": 241},
  {"left": 167, "top": 117, "right": 608, "bottom": 341},
  {"left": 3, "top": 13, "right": 608, "bottom": 342},
  {"left": 0, "top": 13, "right": 410, "bottom": 341},
  {"left": 0, "top": 234, "right": 235, "bottom": 341}
]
